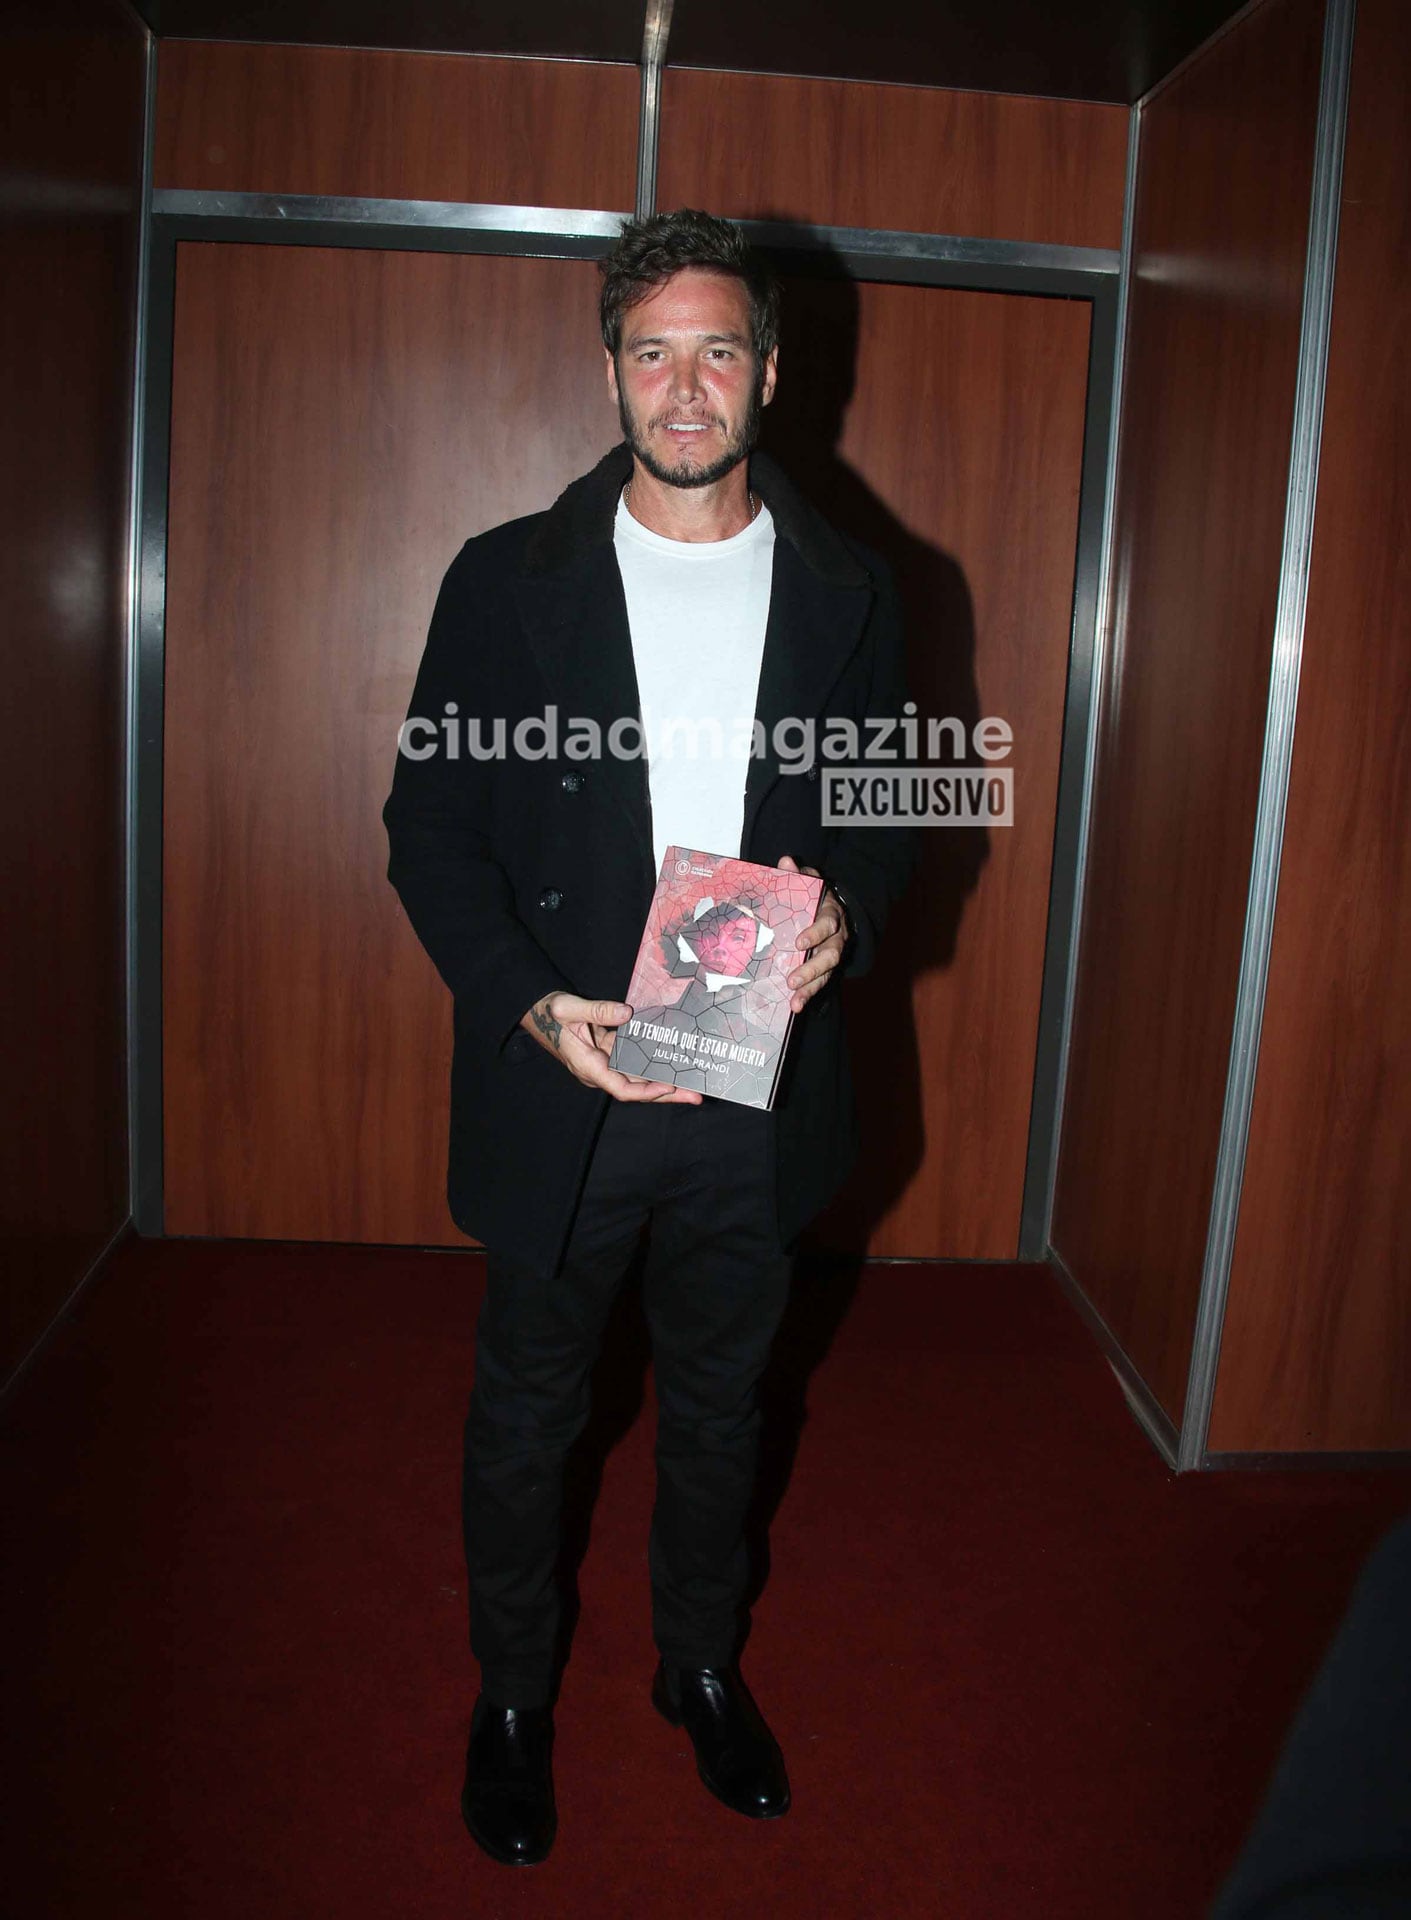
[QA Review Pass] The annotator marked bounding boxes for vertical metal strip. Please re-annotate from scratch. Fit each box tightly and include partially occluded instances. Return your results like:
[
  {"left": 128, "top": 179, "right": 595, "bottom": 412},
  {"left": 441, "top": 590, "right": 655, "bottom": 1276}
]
[
  {"left": 125, "top": 30, "right": 156, "bottom": 1218},
  {"left": 1018, "top": 281, "right": 1119, "bottom": 1257},
  {"left": 635, "top": 0, "right": 675, "bottom": 219},
  {"left": 1178, "top": 0, "right": 1358, "bottom": 1469},
  {"left": 132, "top": 239, "right": 177, "bottom": 1232},
  {"left": 1040, "top": 103, "right": 1142, "bottom": 1247}
]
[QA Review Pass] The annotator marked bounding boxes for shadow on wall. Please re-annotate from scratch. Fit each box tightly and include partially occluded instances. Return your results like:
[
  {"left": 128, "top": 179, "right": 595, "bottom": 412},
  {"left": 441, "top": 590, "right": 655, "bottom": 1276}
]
[{"left": 756, "top": 220, "right": 989, "bottom": 1249}]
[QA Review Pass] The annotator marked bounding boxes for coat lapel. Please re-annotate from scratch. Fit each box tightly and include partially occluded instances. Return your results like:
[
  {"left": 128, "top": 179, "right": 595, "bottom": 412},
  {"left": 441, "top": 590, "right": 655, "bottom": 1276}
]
[
  {"left": 740, "top": 541, "right": 872, "bottom": 856},
  {"left": 510, "top": 440, "right": 875, "bottom": 874},
  {"left": 510, "top": 544, "right": 657, "bottom": 884}
]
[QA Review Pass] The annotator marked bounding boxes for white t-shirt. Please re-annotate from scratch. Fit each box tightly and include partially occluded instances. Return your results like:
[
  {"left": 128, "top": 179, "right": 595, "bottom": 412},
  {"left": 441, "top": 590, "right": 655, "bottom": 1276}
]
[{"left": 612, "top": 487, "right": 776, "bottom": 877}]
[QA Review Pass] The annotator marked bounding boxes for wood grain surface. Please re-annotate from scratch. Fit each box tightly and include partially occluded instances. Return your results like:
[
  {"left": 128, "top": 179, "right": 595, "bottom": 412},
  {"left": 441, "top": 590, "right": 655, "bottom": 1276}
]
[
  {"left": 784, "top": 281, "right": 1091, "bottom": 1259},
  {"left": 1052, "top": 0, "right": 1325, "bottom": 1427},
  {"left": 154, "top": 40, "right": 638, "bottom": 210},
  {"left": 1, "top": 0, "right": 145, "bottom": 1379},
  {"left": 658, "top": 68, "right": 1128, "bottom": 249},
  {"left": 161, "top": 246, "right": 1090, "bottom": 1254},
  {"left": 162, "top": 248, "right": 615, "bottom": 1243},
  {"left": 1210, "top": 0, "right": 1411, "bottom": 1453}
]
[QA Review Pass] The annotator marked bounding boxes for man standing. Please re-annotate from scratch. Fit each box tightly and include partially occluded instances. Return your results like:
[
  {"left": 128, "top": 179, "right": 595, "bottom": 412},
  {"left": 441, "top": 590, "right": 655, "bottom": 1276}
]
[{"left": 383, "top": 208, "right": 917, "bottom": 1865}]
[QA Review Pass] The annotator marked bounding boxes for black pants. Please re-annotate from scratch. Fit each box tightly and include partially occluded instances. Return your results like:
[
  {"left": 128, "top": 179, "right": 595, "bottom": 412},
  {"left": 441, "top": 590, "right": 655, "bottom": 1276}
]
[{"left": 462, "top": 1094, "right": 795, "bottom": 1710}]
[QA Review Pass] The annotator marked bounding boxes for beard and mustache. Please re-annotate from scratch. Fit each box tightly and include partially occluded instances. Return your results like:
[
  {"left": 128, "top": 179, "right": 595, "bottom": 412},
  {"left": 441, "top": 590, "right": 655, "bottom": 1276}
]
[{"left": 614, "top": 356, "right": 768, "bottom": 490}]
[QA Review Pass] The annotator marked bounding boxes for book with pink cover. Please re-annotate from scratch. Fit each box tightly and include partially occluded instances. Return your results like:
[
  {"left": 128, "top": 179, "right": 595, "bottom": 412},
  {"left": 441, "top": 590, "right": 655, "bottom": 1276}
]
[{"left": 608, "top": 846, "right": 825, "bottom": 1109}]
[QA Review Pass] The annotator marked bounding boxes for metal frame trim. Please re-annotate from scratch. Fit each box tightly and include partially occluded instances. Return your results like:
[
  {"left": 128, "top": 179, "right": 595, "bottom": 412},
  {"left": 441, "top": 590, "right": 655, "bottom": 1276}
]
[
  {"left": 132, "top": 222, "right": 175, "bottom": 1235},
  {"left": 1203, "top": 1449, "right": 1411, "bottom": 1472},
  {"left": 152, "top": 190, "right": 631, "bottom": 244},
  {"left": 1177, "top": 0, "right": 1357, "bottom": 1471},
  {"left": 147, "top": 193, "right": 1119, "bottom": 284},
  {"left": 125, "top": 31, "right": 157, "bottom": 1222},
  {"left": 1024, "top": 103, "right": 1142, "bottom": 1259},
  {"left": 1049, "top": 1253, "right": 1180, "bottom": 1466},
  {"left": 1014, "top": 290, "right": 1120, "bottom": 1256},
  {"left": 635, "top": 0, "right": 675, "bottom": 217},
  {"left": 740, "top": 216, "right": 1117, "bottom": 281},
  {"left": 128, "top": 194, "right": 1120, "bottom": 1241}
]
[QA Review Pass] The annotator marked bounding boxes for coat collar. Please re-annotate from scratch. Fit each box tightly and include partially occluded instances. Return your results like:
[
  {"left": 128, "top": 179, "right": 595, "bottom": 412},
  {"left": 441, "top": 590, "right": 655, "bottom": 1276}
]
[
  {"left": 520, "top": 439, "right": 869, "bottom": 588},
  {"left": 510, "top": 441, "right": 875, "bottom": 888}
]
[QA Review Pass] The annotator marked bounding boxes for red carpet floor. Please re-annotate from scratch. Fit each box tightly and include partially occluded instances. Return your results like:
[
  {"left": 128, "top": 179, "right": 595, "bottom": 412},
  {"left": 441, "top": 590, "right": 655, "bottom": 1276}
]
[{"left": 3, "top": 1235, "right": 1408, "bottom": 1919}]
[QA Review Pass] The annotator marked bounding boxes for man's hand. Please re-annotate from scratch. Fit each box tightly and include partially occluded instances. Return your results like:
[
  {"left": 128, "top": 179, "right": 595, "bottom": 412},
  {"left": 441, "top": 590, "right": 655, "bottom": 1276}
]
[
  {"left": 778, "top": 853, "right": 850, "bottom": 1014},
  {"left": 520, "top": 991, "right": 704, "bottom": 1103}
]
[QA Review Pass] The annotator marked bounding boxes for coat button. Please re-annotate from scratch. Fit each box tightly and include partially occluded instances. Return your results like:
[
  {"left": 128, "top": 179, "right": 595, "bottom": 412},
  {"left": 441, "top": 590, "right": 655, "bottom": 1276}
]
[
  {"left": 538, "top": 887, "right": 564, "bottom": 911},
  {"left": 561, "top": 770, "right": 585, "bottom": 793}
]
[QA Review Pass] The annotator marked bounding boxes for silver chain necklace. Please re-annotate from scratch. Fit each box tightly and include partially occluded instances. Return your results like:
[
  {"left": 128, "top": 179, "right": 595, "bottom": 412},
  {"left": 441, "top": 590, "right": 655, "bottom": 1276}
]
[{"left": 622, "top": 479, "right": 760, "bottom": 527}]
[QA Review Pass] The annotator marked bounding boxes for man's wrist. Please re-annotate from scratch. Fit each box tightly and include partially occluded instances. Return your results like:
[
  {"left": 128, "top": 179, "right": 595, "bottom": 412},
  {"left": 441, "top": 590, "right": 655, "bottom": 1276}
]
[{"left": 827, "top": 877, "right": 855, "bottom": 947}]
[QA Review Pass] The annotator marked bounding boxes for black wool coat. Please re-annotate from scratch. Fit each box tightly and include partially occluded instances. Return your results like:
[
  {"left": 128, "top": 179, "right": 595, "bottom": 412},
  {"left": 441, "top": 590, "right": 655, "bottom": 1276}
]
[{"left": 383, "top": 440, "right": 919, "bottom": 1275}]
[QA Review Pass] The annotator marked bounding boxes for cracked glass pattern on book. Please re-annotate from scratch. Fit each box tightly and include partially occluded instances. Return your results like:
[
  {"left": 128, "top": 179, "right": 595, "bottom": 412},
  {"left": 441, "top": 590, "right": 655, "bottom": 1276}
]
[{"left": 609, "top": 847, "right": 824, "bottom": 1109}]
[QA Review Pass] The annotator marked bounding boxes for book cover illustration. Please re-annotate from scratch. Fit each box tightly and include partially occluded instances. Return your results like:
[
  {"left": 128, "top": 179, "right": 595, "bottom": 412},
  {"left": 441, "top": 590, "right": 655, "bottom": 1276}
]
[{"left": 609, "top": 847, "right": 825, "bottom": 1109}]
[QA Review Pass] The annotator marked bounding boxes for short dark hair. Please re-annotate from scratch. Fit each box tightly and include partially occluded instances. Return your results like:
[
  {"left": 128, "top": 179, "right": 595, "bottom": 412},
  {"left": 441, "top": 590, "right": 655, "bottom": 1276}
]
[{"left": 598, "top": 208, "right": 780, "bottom": 363}]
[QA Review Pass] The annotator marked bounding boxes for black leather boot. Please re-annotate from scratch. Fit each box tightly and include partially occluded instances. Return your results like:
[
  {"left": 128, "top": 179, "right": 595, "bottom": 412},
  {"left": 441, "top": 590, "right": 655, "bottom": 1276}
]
[
  {"left": 460, "top": 1695, "right": 557, "bottom": 1865},
  {"left": 651, "top": 1659, "right": 791, "bottom": 1818}
]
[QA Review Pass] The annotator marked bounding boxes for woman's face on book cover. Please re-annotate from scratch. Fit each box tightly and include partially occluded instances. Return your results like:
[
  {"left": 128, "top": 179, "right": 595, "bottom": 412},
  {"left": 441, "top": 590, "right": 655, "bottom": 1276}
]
[{"left": 694, "top": 913, "right": 758, "bottom": 977}]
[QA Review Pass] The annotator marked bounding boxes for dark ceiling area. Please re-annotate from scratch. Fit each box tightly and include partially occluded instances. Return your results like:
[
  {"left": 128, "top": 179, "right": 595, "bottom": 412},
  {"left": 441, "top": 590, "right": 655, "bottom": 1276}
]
[{"left": 127, "top": 0, "right": 1253, "bottom": 105}]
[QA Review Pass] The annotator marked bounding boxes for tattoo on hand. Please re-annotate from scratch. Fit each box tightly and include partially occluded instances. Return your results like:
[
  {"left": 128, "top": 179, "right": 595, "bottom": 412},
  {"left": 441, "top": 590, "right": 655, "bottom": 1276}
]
[{"left": 530, "top": 1002, "right": 562, "bottom": 1050}]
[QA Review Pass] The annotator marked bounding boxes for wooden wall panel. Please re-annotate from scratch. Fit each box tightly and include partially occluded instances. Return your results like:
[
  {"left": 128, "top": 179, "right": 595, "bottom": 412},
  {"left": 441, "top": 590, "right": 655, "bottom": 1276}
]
[
  {"left": 657, "top": 69, "right": 1128, "bottom": 250},
  {"left": 1210, "top": 0, "right": 1411, "bottom": 1453},
  {"left": 0, "top": 0, "right": 145, "bottom": 1381},
  {"left": 785, "top": 283, "right": 1091, "bottom": 1259},
  {"left": 163, "top": 247, "right": 617, "bottom": 1244},
  {"left": 1051, "top": 0, "right": 1325, "bottom": 1425},
  {"left": 162, "top": 248, "right": 1089, "bottom": 1255},
  {"left": 154, "top": 42, "right": 638, "bottom": 210}
]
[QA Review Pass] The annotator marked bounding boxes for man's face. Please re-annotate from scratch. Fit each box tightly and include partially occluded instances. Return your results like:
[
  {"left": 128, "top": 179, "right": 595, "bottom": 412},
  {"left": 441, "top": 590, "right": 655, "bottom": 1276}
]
[
  {"left": 693, "top": 913, "right": 758, "bottom": 977},
  {"left": 605, "top": 267, "right": 777, "bottom": 489}
]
